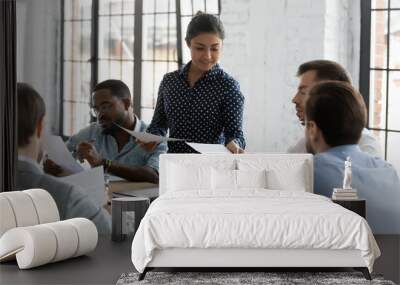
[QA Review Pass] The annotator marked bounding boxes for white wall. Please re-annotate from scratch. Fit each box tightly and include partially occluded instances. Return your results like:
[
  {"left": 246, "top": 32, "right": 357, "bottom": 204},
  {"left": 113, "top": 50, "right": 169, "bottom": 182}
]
[
  {"left": 221, "top": 0, "right": 360, "bottom": 152},
  {"left": 16, "top": 0, "right": 62, "bottom": 134}
]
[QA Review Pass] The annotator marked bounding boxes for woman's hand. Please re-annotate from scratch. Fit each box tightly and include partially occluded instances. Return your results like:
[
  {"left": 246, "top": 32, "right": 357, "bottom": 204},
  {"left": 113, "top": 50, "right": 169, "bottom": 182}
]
[
  {"left": 137, "top": 139, "right": 159, "bottom": 152},
  {"left": 226, "top": 140, "right": 245, "bottom": 154}
]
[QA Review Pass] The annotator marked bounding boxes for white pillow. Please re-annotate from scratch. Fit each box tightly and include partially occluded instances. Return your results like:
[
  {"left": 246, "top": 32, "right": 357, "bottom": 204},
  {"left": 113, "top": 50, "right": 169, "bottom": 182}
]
[
  {"left": 211, "top": 169, "right": 236, "bottom": 190},
  {"left": 211, "top": 169, "right": 268, "bottom": 190},
  {"left": 237, "top": 158, "right": 310, "bottom": 192},
  {"left": 237, "top": 169, "right": 267, "bottom": 189},
  {"left": 167, "top": 158, "right": 235, "bottom": 192}
]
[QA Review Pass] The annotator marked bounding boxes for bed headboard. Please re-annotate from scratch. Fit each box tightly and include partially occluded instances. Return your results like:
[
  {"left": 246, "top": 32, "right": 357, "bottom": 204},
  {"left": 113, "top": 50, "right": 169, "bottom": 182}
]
[{"left": 159, "top": 153, "right": 313, "bottom": 195}]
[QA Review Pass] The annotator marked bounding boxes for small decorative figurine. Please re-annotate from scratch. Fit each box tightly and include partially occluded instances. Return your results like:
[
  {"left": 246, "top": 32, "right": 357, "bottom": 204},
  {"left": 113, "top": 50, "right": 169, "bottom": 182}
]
[{"left": 343, "top": 156, "right": 352, "bottom": 190}]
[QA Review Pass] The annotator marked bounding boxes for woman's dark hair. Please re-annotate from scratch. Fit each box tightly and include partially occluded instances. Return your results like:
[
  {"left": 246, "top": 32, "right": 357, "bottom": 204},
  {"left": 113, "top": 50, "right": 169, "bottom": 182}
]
[
  {"left": 185, "top": 11, "right": 225, "bottom": 44},
  {"left": 305, "top": 81, "right": 366, "bottom": 147},
  {"left": 17, "top": 83, "right": 46, "bottom": 147}
]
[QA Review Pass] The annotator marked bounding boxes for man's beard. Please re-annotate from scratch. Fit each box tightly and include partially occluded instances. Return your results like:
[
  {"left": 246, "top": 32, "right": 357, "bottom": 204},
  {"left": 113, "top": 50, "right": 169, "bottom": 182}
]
[{"left": 101, "top": 116, "right": 125, "bottom": 135}]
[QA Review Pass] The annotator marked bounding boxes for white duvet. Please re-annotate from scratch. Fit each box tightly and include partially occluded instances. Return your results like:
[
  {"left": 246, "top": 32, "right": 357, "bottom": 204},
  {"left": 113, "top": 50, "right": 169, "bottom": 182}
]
[{"left": 131, "top": 190, "right": 380, "bottom": 273}]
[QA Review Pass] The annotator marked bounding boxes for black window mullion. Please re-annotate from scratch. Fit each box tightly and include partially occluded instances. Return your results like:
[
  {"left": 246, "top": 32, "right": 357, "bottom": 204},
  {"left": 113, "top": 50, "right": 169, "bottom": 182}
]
[
  {"left": 176, "top": 0, "right": 183, "bottom": 68},
  {"left": 91, "top": 0, "right": 99, "bottom": 93},
  {"left": 359, "top": 0, "right": 371, "bottom": 127},
  {"left": 134, "top": 0, "right": 143, "bottom": 117},
  {"left": 60, "top": 0, "right": 65, "bottom": 135},
  {"left": 384, "top": 0, "right": 391, "bottom": 159}
]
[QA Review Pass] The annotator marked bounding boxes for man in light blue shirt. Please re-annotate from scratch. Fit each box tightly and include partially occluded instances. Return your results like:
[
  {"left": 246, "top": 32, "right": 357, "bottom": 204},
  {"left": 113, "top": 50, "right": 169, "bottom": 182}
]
[
  {"left": 46, "top": 80, "right": 166, "bottom": 183},
  {"left": 305, "top": 81, "right": 400, "bottom": 234}
]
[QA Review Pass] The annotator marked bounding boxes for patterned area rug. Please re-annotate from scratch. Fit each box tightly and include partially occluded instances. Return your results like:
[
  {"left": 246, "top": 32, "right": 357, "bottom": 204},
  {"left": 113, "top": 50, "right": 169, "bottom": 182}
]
[{"left": 116, "top": 271, "right": 396, "bottom": 285}]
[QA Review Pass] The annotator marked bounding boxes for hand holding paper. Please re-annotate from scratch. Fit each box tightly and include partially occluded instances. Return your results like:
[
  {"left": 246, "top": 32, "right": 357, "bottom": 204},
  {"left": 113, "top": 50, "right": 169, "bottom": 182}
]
[{"left": 42, "top": 135, "right": 83, "bottom": 174}]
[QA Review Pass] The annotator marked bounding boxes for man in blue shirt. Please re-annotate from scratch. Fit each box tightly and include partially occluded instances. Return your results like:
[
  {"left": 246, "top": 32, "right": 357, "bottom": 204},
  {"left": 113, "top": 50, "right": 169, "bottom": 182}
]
[
  {"left": 46, "top": 80, "right": 166, "bottom": 183},
  {"left": 305, "top": 81, "right": 400, "bottom": 234}
]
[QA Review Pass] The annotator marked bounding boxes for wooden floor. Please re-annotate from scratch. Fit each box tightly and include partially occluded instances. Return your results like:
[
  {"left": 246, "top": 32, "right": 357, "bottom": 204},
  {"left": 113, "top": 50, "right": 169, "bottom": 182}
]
[{"left": 373, "top": 235, "right": 400, "bottom": 284}]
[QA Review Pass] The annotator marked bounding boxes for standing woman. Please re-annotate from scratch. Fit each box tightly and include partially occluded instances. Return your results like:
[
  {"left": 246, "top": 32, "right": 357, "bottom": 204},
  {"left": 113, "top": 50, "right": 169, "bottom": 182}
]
[{"left": 144, "top": 12, "right": 245, "bottom": 153}]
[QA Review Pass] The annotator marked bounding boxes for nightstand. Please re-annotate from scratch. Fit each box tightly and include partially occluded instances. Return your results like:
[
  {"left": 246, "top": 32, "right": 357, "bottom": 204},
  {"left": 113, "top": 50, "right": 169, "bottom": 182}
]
[{"left": 332, "top": 199, "right": 366, "bottom": 218}]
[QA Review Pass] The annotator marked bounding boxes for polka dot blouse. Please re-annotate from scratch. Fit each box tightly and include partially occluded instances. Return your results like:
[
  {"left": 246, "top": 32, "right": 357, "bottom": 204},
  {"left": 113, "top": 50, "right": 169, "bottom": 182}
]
[{"left": 147, "top": 61, "right": 246, "bottom": 153}]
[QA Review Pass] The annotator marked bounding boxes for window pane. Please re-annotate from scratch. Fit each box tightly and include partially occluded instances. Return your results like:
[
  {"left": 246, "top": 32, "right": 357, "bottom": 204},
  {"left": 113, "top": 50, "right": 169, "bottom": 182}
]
[
  {"left": 142, "top": 15, "right": 155, "bottom": 60},
  {"left": 143, "top": 0, "right": 155, "bottom": 14},
  {"left": 98, "top": 59, "right": 111, "bottom": 82},
  {"left": 63, "top": 102, "right": 91, "bottom": 136},
  {"left": 193, "top": 0, "right": 205, "bottom": 13},
  {"left": 121, "top": 61, "right": 134, "bottom": 96},
  {"left": 389, "top": 11, "right": 400, "bottom": 69},
  {"left": 65, "top": 0, "right": 92, "bottom": 20},
  {"left": 370, "top": 11, "right": 388, "bottom": 69},
  {"left": 167, "top": 62, "right": 178, "bottom": 73},
  {"left": 387, "top": 132, "right": 400, "bottom": 174},
  {"left": 371, "top": 0, "right": 388, "bottom": 9},
  {"left": 121, "top": 15, "right": 134, "bottom": 60},
  {"left": 169, "top": 0, "right": 176, "bottom": 13},
  {"left": 390, "top": 0, "right": 400, "bottom": 8},
  {"left": 181, "top": 0, "right": 194, "bottom": 16},
  {"left": 153, "top": 62, "right": 168, "bottom": 98},
  {"left": 98, "top": 60, "right": 123, "bottom": 81},
  {"left": 181, "top": 16, "right": 192, "bottom": 63},
  {"left": 141, "top": 108, "right": 155, "bottom": 124},
  {"left": 63, "top": 62, "right": 91, "bottom": 103},
  {"left": 371, "top": 130, "right": 386, "bottom": 158},
  {"left": 109, "top": 60, "right": 122, "bottom": 79},
  {"left": 205, "top": 0, "right": 219, "bottom": 14},
  {"left": 141, "top": 61, "right": 155, "bottom": 108},
  {"left": 64, "top": 20, "right": 92, "bottom": 61},
  {"left": 154, "top": 14, "right": 170, "bottom": 61},
  {"left": 155, "top": 0, "right": 170, "bottom": 13},
  {"left": 123, "top": 0, "right": 135, "bottom": 14},
  {"left": 369, "top": 70, "right": 387, "bottom": 129},
  {"left": 98, "top": 16, "right": 123, "bottom": 60},
  {"left": 388, "top": 71, "right": 400, "bottom": 130}
]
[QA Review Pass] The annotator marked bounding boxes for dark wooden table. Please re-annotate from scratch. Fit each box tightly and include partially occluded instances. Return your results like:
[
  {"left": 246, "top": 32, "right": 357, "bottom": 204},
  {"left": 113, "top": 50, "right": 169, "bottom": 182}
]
[{"left": 0, "top": 236, "right": 133, "bottom": 285}]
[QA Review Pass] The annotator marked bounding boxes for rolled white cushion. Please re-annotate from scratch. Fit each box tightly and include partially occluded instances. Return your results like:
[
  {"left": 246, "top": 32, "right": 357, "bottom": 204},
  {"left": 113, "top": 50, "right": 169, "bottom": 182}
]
[
  {"left": 0, "top": 196, "right": 17, "bottom": 237},
  {"left": 42, "top": 221, "right": 79, "bottom": 262},
  {"left": 0, "top": 219, "right": 98, "bottom": 269},
  {"left": 0, "top": 192, "right": 39, "bottom": 227},
  {"left": 23, "top": 189, "right": 59, "bottom": 223},
  {"left": 66, "top": 218, "right": 98, "bottom": 257},
  {"left": 0, "top": 226, "right": 57, "bottom": 269}
]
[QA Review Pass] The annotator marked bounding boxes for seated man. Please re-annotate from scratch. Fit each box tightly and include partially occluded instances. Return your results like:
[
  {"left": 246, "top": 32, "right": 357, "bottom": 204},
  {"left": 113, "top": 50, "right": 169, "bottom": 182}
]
[
  {"left": 289, "top": 59, "right": 381, "bottom": 157},
  {"left": 305, "top": 81, "right": 400, "bottom": 234},
  {"left": 16, "top": 83, "right": 111, "bottom": 234},
  {"left": 46, "top": 79, "right": 166, "bottom": 183}
]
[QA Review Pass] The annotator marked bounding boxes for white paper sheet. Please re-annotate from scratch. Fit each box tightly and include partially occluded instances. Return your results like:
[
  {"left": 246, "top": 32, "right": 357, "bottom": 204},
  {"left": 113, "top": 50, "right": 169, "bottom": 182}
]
[
  {"left": 114, "top": 123, "right": 184, "bottom": 143},
  {"left": 42, "top": 135, "right": 83, "bottom": 174},
  {"left": 59, "top": 166, "right": 106, "bottom": 207},
  {"left": 186, "top": 142, "right": 231, "bottom": 154}
]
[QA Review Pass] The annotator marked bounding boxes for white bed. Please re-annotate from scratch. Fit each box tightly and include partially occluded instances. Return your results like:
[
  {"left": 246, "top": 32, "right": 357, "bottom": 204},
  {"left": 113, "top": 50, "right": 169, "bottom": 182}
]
[{"left": 131, "top": 154, "right": 380, "bottom": 280}]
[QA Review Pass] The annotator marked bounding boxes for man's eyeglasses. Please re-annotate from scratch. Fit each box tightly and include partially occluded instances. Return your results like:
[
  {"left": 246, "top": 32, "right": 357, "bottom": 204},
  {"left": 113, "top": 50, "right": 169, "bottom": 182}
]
[{"left": 90, "top": 103, "right": 113, "bottom": 117}]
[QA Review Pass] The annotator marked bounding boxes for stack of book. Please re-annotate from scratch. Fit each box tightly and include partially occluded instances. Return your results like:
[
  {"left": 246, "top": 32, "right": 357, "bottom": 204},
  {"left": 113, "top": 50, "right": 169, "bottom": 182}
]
[{"left": 332, "top": 188, "right": 358, "bottom": 200}]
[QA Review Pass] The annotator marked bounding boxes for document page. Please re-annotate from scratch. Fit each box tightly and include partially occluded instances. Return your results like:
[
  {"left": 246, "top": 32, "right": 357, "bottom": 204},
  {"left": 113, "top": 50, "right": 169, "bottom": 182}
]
[
  {"left": 114, "top": 123, "right": 184, "bottom": 143},
  {"left": 59, "top": 166, "right": 106, "bottom": 207},
  {"left": 42, "top": 135, "right": 83, "bottom": 174},
  {"left": 186, "top": 142, "right": 231, "bottom": 154}
]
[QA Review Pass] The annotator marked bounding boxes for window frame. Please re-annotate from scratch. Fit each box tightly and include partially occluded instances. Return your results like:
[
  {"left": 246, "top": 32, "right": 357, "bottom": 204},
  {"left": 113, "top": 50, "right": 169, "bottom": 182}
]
[
  {"left": 360, "top": 0, "right": 400, "bottom": 160},
  {"left": 61, "top": 0, "right": 220, "bottom": 136}
]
